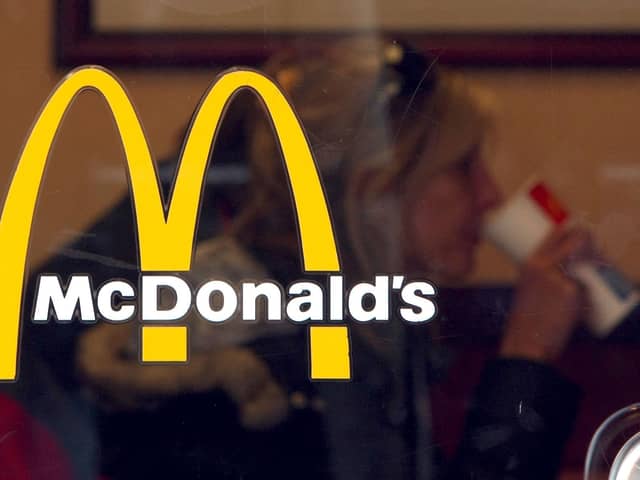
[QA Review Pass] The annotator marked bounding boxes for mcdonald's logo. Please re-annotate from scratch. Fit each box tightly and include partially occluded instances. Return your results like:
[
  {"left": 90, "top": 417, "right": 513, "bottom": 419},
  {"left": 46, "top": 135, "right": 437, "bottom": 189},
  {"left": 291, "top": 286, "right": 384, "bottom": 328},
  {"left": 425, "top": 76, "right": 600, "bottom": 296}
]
[{"left": 0, "top": 66, "right": 350, "bottom": 382}]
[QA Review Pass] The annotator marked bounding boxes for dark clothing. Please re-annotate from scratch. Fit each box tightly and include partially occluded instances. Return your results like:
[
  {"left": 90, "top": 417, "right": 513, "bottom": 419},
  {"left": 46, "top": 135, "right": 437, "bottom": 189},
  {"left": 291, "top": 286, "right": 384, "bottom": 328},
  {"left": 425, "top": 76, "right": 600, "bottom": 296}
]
[
  {"left": 448, "top": 358, "right": 580, "bottom": 479},
  {"left": 94, "top": 329, "right": 580, "bottom": 480},
  {"left": 23, "top": 186, "right": 581, "bottom": 480}
]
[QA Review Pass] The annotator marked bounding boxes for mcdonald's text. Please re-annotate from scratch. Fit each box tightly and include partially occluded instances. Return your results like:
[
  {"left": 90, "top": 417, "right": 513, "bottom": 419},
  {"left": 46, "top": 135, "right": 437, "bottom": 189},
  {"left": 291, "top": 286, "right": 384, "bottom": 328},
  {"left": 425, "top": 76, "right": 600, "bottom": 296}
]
[{"left": 32, "top": 274, "right": 436, "bottom": 324}]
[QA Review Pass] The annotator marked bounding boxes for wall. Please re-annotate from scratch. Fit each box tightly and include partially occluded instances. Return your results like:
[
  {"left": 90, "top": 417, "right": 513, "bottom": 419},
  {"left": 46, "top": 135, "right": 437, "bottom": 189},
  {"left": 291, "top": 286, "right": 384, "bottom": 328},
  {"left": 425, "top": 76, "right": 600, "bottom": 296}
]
[
  {"left": 0, "top": 1, "right": 214, "bottom": 270},
  {"left": 2, "top": 1, "right": 640, "bottom": 283}
]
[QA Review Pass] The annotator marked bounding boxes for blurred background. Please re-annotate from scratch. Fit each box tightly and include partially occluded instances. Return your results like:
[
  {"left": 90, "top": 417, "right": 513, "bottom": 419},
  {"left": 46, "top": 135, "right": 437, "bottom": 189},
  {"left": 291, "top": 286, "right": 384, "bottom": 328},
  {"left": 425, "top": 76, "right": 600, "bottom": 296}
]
[
  {"left": 3, "top": 1, "right": 640, "bottom": 478},
  {"left": 3, "top": 2, "right": 640, "bottom": 284}
]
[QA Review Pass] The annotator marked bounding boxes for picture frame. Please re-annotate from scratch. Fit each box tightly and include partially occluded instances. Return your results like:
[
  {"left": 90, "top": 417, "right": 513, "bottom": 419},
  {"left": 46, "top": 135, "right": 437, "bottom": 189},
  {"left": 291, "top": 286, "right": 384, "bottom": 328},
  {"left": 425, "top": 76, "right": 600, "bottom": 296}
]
[{"left": 57, "top": 0, "right": 640, "bottom": 67}]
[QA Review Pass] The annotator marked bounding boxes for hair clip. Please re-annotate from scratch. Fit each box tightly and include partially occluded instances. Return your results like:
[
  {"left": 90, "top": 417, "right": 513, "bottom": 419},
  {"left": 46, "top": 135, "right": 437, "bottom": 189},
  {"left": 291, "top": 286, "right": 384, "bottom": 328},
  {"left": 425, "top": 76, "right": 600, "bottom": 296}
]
[{"left": 382, "top": 40, "right": 438, "bottom": 99}]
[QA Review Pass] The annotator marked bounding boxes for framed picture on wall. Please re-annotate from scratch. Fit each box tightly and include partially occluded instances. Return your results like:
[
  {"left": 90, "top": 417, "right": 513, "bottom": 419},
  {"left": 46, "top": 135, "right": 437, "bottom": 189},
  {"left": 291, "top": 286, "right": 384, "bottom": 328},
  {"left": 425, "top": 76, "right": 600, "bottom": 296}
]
[{"left": 58, "top": 0, "right": 640, "bottom": 67}]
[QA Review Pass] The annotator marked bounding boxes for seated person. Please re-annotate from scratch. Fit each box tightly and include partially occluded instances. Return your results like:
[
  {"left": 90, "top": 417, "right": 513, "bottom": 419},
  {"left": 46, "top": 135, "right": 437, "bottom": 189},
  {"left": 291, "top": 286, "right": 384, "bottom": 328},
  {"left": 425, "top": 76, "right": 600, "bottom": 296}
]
[{"left": 71, "top": 38, "right": 592, "bottom": 479}]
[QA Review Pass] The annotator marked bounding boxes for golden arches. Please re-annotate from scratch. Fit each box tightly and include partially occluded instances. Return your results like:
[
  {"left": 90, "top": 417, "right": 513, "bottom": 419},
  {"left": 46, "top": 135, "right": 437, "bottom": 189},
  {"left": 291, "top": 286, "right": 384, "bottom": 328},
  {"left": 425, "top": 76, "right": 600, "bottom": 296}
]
[{"left": 0, "top": 66, "right": 339, "bottom": 380}]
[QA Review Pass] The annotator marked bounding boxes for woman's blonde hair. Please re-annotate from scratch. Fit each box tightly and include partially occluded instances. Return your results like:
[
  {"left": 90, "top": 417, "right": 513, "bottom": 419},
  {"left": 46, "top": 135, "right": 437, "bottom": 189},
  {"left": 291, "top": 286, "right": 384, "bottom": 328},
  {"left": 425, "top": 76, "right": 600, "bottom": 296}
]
[{"left": 232, "top": 37, "right": 494, "bottom": 278}]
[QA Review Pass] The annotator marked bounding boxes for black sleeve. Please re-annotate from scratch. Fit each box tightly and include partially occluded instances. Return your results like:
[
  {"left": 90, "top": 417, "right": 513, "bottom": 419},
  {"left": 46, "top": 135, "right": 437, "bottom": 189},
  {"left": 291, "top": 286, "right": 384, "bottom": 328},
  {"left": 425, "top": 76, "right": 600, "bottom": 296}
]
[{"left": 446, "top": 358, "right": 581, "bottom": 480}]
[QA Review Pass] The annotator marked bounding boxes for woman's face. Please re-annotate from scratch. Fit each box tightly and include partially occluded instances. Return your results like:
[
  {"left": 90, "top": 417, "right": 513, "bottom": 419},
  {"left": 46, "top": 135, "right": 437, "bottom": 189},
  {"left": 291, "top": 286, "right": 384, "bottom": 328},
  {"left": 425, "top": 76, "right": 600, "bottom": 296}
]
[{"left": 404, "top": 147, "right": 502, "bottom": 281}]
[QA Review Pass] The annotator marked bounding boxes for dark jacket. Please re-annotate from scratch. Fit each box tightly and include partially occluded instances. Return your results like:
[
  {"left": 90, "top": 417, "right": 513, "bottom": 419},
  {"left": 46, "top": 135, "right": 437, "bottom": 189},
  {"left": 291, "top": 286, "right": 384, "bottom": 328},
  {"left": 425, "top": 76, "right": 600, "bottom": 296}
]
[{"left": 23, "top": 184, "right": 581, "bottom": 480}]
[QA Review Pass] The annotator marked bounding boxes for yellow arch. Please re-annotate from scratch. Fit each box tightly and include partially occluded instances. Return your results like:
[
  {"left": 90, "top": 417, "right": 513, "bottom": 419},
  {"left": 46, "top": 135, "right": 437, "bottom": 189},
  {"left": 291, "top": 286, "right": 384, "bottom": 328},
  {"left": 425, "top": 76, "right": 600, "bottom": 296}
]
[{"left": 0, "top": 66, "right": 339, "bottom": 380}]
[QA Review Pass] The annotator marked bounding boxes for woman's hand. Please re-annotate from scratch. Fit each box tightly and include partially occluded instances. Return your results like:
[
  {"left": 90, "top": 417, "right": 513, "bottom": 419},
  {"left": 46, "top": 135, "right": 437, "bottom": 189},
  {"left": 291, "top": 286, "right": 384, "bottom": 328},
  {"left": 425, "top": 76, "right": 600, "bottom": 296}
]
[{"left": 500, "top": 226, "right": 593, "bottom": 363}]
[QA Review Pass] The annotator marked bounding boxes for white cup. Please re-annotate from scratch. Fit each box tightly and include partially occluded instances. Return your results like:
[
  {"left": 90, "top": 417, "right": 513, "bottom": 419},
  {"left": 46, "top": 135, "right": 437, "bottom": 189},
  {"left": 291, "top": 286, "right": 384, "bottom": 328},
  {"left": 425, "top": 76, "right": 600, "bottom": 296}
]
[{"left": 484, "top": 177, "right": 639, "bottom": 337}]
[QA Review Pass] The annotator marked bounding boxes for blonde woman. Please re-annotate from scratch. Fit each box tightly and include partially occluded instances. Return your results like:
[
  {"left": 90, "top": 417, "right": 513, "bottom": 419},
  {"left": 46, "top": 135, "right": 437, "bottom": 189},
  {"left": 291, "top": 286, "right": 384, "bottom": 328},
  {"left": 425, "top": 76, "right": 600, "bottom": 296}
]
[{"left": 77, "top": 39, "right": 591, "bottom": 479}]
